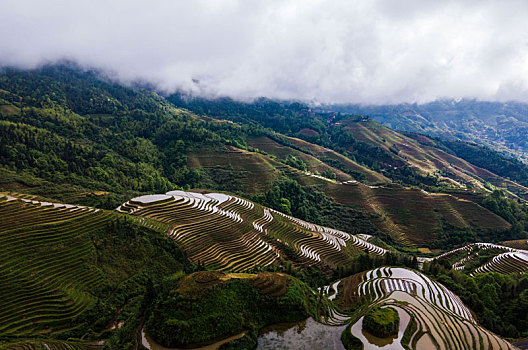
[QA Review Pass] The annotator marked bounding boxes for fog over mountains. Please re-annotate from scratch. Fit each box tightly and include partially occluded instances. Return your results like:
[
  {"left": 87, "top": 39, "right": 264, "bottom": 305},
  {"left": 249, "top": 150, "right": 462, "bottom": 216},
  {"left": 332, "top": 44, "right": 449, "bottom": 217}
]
[{"left": 1, "top": 0, "right": 528, "bottom": 103}]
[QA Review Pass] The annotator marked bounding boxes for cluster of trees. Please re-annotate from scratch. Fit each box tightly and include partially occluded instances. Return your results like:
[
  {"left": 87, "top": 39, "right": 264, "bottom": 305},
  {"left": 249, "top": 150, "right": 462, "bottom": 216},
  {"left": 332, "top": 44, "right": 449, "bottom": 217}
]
[
  {"left": 0, "top": 65, "right": 259, "bottom": 199},
  {"left": 253, "top": 177, "right": 381, "bottom": 236},
  {"left": 363, "top": 306, "right": 399, "bottom": 338},
  {"left": 284, "top": 154, "right": 307, "bottom": 171},
  {"left": 482, "top": 190, "right": 527, "bottom": 237},
  {"left": 145, "top": 274, "right": 318, "bottom": 349}
]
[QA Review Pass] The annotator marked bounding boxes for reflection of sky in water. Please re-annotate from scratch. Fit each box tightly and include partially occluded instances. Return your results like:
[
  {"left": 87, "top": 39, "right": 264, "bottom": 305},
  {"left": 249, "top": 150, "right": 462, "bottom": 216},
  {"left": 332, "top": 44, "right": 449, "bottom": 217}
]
[
  {"left": 349, "top": 306, "right": 409, "bottom": 350},
  {"left": 257, "top": 318, "right": 346, "bottom": 350}
]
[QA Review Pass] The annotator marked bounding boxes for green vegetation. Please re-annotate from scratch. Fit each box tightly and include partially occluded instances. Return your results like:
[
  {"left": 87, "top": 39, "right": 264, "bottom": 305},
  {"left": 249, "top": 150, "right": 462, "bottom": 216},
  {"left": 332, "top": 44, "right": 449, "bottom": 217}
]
[
  {"left": 2, "top": 64, "right": 528, "bottom": 348},
  {"left": 441, "top": 140, "right": 528, "bottom": 187},
  {"left": 341, "top": 325, "right": 363, "bottom": 350},
  {"left": 424, "top": 260, "right": 528, "bottom": 338},
  {"left": 0, "top": 64, "right": 255, "bottom": 199},
  {"left": 145, "top": 271, "right": 320, "bottom": 349},
  {"left": 482, "top": 190, "right": 528, "bottom": 237},
  {"left": 362, "top": 306, "right": 399, "bottom": 338},
  {"left": 0, "top": 196, "right": 188, "bottom": 349},
  {"left": 2, "top": 64, "right": 524, "bottom": 250},
  {"left": 253, "top": 177, "right": 381, "bottom": 235},
  {"left": 285, "top": 154, "right": 307, "bottom": 171},
  {"left": 401, "top": 316, "right": 417, "bottom": 350}
]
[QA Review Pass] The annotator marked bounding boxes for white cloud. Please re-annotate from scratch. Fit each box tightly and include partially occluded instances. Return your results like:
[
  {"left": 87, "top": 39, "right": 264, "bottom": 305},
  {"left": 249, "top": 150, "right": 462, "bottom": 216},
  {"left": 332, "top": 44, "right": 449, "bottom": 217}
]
[{"left": 1, "top": 0, "right": 527, "bottom": 103}]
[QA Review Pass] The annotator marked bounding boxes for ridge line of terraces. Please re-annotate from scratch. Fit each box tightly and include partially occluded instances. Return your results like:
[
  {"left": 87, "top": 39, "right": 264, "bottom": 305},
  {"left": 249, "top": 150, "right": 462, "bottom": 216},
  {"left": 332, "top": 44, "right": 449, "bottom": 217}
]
[
  {"left": 119, "top": 191, "right": 389, "bottom": 270},
  {"left": 472, "top": 251, "right": 528, "bottom": 276},
  {"left": 1, "top": 192, "right": 98, "bottom": 212},
  {"left": 436, "top": 242, "right": 526, "bottom": 261},
  {"left": 358, "top": 267, "right": 474, "bottom": 322},
  {"left": 434, "top": 242, "right": 528, "bottom": 275},
  {"left": 268, "top": 208, "right": 387, "bottom": 255}
]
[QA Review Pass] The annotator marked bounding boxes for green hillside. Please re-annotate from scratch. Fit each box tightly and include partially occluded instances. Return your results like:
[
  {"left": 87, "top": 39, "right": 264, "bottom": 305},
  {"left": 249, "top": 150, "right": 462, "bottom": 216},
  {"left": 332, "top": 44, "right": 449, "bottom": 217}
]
[
  {"left": 1, "top": 65, "right": 526, "bottom": 250},
  {"left": 1, "top": 64, "right": 528, "bottom": 349},
  {"left": 0, "top": 193, "right": 186, "bottom": 348},
  {"left": 145, "top": 271, "right": 322, "bottom": 349}
]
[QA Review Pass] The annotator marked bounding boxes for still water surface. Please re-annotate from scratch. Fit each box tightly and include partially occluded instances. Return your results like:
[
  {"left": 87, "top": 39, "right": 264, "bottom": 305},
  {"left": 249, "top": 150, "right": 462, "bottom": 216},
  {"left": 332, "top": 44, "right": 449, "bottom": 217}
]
[{"left": 257, "top": 317, "right": 346, "bottom": 350}]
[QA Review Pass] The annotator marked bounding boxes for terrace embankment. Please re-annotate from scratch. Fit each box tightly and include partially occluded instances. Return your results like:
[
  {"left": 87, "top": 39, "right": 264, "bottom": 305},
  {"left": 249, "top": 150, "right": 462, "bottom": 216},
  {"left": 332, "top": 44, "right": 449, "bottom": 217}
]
[
  {"left": 435, "top": 242, "right": 528, "bottom": 275},
  {"left": 119, "top": 191, "right": 387, "bottom": 271},
  {"left": 318, "top": 180, "right": 511, "bottom": 247},
  {"left": 0, "top": 193, "right": 187, "bottom": 348},
  {"left": 337, "top": 267, "right": 517, "bottom": 349}
]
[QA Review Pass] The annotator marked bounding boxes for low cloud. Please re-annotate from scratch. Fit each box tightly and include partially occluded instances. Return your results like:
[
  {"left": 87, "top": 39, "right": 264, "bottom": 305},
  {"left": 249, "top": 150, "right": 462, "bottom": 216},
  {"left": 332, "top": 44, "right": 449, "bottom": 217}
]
[{"left": 1, "top": 0, "right": 527, "bottom": 104}]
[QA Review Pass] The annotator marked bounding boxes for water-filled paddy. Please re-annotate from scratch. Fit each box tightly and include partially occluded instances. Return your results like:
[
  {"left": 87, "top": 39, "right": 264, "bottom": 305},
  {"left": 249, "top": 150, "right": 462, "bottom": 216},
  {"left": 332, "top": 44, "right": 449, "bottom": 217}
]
[
  {"left": 349, "top": 306, "right": 410, "bottom": 349},
  {"left": 257, "top": 317, "right": 346, "bottom": 350}
]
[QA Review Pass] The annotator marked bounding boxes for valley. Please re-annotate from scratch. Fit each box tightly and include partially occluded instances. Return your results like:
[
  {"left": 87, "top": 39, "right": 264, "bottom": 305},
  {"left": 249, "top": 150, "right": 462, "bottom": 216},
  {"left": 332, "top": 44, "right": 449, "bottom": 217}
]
[{"left": 1, "top": 65, "right": 528, "bottom": 349}]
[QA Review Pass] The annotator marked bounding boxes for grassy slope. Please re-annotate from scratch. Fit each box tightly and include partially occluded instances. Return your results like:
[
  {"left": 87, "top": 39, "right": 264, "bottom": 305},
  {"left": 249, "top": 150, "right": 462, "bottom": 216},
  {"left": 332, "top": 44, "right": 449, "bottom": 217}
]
[
  {"left": 0, "top": 194, "right": 186, "bottom": 348},
  {"left": 284, "top": 135, "right": 390, "bottom": 184},
  {"left": 246, "top": 134, "right": 399, "bottom": 185},
  {"left": 174, "top": 134, "right": 512, "bottom": 249},
  {"left": 186, "top": 144, "right": 286, "bottom": 194},
  {"left": 297, "top": 175, "right": 510, "bottom": 247},
  {"left": 182, "top": 129, "right": 512, "bottom": 248},
  {"left": 342, "top": 119, "right": 528, "bottom": 199}
]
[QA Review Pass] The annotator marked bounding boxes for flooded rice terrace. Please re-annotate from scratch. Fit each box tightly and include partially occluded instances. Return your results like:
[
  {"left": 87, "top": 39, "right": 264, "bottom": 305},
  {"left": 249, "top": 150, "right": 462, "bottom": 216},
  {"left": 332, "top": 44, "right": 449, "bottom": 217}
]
[
  {"left": 349, "top": 306, "right": 411, "bottom": 350},
  {"left": 257, "top": 318, "right": 346, "bottom": 350},
  {"left": 142, "top": 320, "right": 348, "bottom": 350}
]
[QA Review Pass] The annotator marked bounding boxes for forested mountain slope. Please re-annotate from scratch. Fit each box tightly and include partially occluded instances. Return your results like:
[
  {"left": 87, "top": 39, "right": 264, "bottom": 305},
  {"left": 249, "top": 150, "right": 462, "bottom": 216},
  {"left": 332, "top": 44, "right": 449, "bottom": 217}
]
[
  {"left": 0, "top": 65, "right": 527, "bottom": 349},
  {"left": 0, "top": 64, "right": 526, "bottom": 250}
]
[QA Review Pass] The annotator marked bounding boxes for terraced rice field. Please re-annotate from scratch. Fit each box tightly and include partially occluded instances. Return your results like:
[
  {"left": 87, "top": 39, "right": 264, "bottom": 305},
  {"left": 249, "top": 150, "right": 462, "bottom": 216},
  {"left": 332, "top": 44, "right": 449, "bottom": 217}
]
[
  {"left": 342, "top": 267, "right": 516, "bottom": 349},
  {"left": 0, "top": 340, "right": 101, "bottom": 350},
  {"left": 435, "top": 242, "right": 528, "bottom": 275},
  {"left": 503, "top": 239, "right": 528, "bottom": 250},
  {"left": 247, "top": 136, "right": 353, "bottom": 182},
  {"left": 318, "top": 181, "right": 510, "bottom": 246},
  {"left": 473, "top": 251, "right": 528, "bottom": 275},
  {"left": 118, "top": 191, "right": 387, "bottom": 271},
  {"left": 187, "top": 145, "right": 286, "bottom": 193},
  {"left": 0, "top": 194, "right": 111, "bottom": 337}
]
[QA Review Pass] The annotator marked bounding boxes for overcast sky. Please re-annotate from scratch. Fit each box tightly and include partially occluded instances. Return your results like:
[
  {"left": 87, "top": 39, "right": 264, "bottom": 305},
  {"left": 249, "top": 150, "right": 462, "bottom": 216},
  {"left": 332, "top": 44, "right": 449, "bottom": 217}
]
[{"left": 1, "top": 0, "right": 528, "bottom": 104}]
